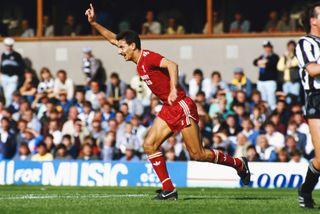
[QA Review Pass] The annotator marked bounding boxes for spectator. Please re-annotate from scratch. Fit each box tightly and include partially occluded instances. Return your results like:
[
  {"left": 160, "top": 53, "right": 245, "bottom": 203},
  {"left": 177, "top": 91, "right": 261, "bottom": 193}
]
[
  {"left": 101, "top": 131, "right": 116, "bottom": 161},
  {"left": 229, "top": 12, "right": 250, "bottom": 33},
  {"left": 165, "top": 17, "right": 185, "bottom": 34},
  {"left": 131, "top": 115, "right": 147, "bottom": 150},
  {"left": 62, "top": 15, "right": 82, "bottom": 36},
  {"left": 8, "top": 91, "right": 21, "bottom": 114},
  {"left": 255, "top": 135, "right": 277, "bottom": 162},
  {"left": 164, "top": 147, "right": 176, "bottom": 162},
  {"left": 277, "top": 12, "right": 295, "bottom": 32},
  {"left": 264, "top": 10, "right": 279, "bottom": 32},
  {"left": 264, "top": 121, "right": 285, "bottom": 150},
  {"left": 291, "top": 112, "right": 313, "bottom": 156},
  {"left": 203, "top": 11, "right": 224, "bottom": 34},
  {"left": 31, "top": 142, "right": 53, "bottom": 161},
  {"left": 268, "top": 113, "right": 286, "bottom": 135},
  {"left": 81, "top": 48, "right": 105, "bottom": 87},
  {"left": 0, "top": 117, "right": 16, "bottom": 160},
  {"left": 119, "top": 144, "right": 140, "bottom": 162},
  {"left": 246, "top": 145, "right": 260, "bottom": 162},
  {"left": 286, "top": 120, "right": 307, "bottom": 154},
  {"left": 240, "top": 117, "right": 259, "bottom": 145},
  {"left": 106, "top": 72, "right": 127, "bottom": 109},
  {"left": 53, "top": 70, "right": 74, "bottom": 101},
  {"left": 62, "top": 106, "right": 79, "bottom": 136},
  {"left": 253, "top": 41, "right": 279, "bottom": 110},
  {"left": 119, "top": 103, "right": 132, "bottom": 122},
  {"left": 43, "top": 134, "right": 55, "bottom": 155},
  {"left": 61, "top": 134, "right": 80, "bottom": 159},
  {"left": 116, "top": 122, "right": 140, "bottom": 155},
  {"left": 20, "top": 128, "right": 43, "bottom": 154},
  {"left": 225, "top": 114, "right": 241, "bottom": 137},
  {"left": 19, "top": 70, "right": 38, "bottom": 103},
  {"left": 289, "top": 149, "right": 309, "bottom": 164},
  {"left": 130, "top": 75, "right": 152, "bottom": 107},
  {"left": 162, "top": 135, "right": 188, "bottom": 161},
  {"left": 37, "top": 67, "right": 55, "bottom": 97},
  {"left": 22, "top": 109, "right": 41, "bottom": 133},
  {"left": 188, "top": 69, "right": 205, "bottom": 99},
  {"left": 21, "top": 19, "right": 35, "bottom": 37},
  {"left": 229, "top": 67, "right": 252, "bottom": 99},
  {"left": 78, "top": 101, "right": 94, "bottom": 128},
  {"left": 141, "top": 10, "right": 161, "bottom": 35},
  {"left": 277, "top": 40, "right": 300, "bottom": 100},
  {"left": 203, "top": 71, "right": 230, "bottom": 100},
  {"left": 78, "top": 143, "right": 99, "bottom": 160},
  {"left": 73, "top": 89, "right": 85, "bottom": 114},
  {"left": 249, "top": 90, "right": 262, "bottom": 112},
  {"left": 48, "top": 119, "right": 62, "bottom": 145},
  {"left": 211, "top": 132, "right": 233, "bottom": 155},
  {"left": 1, "top": 37, "right": 25, "bottom": 106},
  {"left": 285, "top": 135, "right": 300, "bottom": 154},
  {"left": 234, "top": 133, "right": 251, "bottom": 158},
  {"left": 277, "top": 148, "right": 289, "bottom": 162},
  {"left": 54, "top": 144, "right": 72, "bottom": 160},
  {"left": 90, "top": 119, "right": 106, "bottom": 146},
  {"left": 43, "top": 15, "right": 54, "bottom": 36},
  {"left": 195, "top": 91, "right": 210, "bottom": 112},
  {"left": 272, "top": 100, "right": 290, "bottom": 125},
  {"left": 14, "top": 143, "right": 31, "bottom": 161},
  {"left": 120, "top": 87, "right": 144, "bottom": 117},
  {"left": 85, "top": 81, "right": 104, "bottom": 110}
]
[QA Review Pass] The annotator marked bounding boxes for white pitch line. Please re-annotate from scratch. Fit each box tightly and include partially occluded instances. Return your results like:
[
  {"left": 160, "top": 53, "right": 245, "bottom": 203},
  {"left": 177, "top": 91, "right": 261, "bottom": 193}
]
[{"left": 0, "top": 194, "right": 147, "bottom": 200}]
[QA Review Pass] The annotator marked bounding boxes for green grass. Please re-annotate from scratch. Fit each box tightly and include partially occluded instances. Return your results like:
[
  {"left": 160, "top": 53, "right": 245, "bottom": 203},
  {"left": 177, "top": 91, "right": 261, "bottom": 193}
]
[{"left": 0, "top": 186, "right": 319, "bottom": 214}]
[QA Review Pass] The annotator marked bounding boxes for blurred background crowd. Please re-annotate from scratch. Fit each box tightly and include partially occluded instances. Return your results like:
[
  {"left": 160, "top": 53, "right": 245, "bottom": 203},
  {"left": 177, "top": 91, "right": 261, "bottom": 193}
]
[
  {"left": 0, "top": 0, "right": 312, "bottom": 37},
  {"left": 0, "top": 33, "right": 311, "bottom": 164}
]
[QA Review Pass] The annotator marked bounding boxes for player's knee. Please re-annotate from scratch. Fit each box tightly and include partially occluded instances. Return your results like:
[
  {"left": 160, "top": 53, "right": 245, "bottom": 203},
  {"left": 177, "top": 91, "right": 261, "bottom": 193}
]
[
  {"left": 143, "top": 141, "right": 156, "bottom": 155},
  {"left": 313, "top": 158, "right": 320, "bottom": 170}
]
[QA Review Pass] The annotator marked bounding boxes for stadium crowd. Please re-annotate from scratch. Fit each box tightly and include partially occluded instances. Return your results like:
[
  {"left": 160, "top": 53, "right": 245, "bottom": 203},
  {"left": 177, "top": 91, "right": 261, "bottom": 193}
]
[{"left": 0, "top": 36, "right": 312, "bottom": 164}]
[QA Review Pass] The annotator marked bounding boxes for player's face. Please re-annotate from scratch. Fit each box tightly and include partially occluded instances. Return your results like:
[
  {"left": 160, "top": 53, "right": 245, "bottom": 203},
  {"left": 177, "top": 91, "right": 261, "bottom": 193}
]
[{"left": 118, "top": 40, "right": 134, "bottom": 61}]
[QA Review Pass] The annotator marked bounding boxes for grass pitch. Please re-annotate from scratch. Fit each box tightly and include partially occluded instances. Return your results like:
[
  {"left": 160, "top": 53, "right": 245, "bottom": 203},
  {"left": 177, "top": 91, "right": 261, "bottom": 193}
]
[{"left": 0, "top": 186, "right": 319, "bottom": 214}]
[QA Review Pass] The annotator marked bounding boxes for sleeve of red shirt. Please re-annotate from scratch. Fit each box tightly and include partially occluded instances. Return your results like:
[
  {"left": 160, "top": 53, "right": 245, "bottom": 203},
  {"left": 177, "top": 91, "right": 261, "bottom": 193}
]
[{"left": 145, "top": 51, "right": 164, "bottom": 69}]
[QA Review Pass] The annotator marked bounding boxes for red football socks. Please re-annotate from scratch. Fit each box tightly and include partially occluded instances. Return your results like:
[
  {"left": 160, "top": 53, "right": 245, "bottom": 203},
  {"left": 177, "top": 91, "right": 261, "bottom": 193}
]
[
  {"left": 148, "top": 152, "right": 175, "bottom": 191},
  {"left": 212, "top": 149, "right": 244, "bottom": 172}
]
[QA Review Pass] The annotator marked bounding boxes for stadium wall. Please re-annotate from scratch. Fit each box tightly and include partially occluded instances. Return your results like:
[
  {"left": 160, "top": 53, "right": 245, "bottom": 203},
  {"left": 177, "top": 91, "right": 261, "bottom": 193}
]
[
  {"left": 0, "top": 161, "right": 316, "bottom": 189},
  {"left": 15, "top": 36, "right": 299, "bottom": 84}
]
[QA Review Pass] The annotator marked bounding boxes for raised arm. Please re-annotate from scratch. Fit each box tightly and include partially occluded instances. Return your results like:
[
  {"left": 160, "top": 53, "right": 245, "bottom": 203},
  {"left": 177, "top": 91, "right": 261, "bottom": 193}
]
[
  {"left": 85, "top": 4, "right": 118, "bottom": 46},
  {"left": 160, "top": 58, "right": 179, "bottom": 105}
]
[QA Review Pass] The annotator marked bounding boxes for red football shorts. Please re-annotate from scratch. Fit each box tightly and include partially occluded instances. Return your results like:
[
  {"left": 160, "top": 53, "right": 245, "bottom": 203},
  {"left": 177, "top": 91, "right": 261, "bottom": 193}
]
[{"left": 158, "top": 96, "right": 199, "bottom": 133}]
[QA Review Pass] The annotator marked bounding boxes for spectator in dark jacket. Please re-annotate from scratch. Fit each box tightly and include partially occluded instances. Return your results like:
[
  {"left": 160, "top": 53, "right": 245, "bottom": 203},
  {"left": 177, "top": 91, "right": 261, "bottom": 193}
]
[{"left": 253, "top": 41, "right": 279, "bottom": 110}]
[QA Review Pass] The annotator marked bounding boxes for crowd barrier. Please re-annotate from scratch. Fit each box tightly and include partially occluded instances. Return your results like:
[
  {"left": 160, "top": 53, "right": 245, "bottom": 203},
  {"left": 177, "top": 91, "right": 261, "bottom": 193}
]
[{"left": 0, "top": 161, "right": 317, "bottom": 189}]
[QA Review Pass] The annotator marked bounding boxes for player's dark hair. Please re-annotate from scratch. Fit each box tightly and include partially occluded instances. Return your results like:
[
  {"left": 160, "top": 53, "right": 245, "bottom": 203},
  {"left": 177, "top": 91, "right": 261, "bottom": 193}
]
[
  {"left": 301, "top": 2, "right": 320, "bottom": 33},
  {"left": 116, "top": 30, "right": 141, "bottom": 50}
]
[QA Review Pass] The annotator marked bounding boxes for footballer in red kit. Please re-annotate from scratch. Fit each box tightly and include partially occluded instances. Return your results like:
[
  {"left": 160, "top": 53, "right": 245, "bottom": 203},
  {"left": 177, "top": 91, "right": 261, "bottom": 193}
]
[
  {"left": 86, "top": 4, "right": 250, "bottom": 200},
  {"left": 136, "top": 49, "right": 198, "bottom": 132}
]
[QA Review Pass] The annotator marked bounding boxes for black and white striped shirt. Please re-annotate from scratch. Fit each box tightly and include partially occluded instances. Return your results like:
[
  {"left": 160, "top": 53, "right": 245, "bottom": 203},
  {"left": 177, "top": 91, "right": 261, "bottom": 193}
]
[{"left": 295, "top": 34, "right": 320, "bottom": 90}]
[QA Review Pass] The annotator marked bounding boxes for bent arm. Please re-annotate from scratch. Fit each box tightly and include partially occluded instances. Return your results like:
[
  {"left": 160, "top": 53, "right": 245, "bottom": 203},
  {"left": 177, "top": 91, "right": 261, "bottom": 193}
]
[
  {"left": 86, "top": 4, "right": 118, "bottom": 46},
  {"left": 160, "top": 58, "right": 179, "bottom": 90},
  {"left": 306, "top": 63, "right": 320, "bottom": 78}
]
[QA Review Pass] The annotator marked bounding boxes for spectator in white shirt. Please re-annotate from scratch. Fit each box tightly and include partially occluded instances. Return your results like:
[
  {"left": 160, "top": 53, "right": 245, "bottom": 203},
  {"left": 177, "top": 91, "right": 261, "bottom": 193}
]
[
  {"left": 264, "top": 121, "right": 285, "bottom": 150},
  {"left": 141, "top": 10, "right": 161, "bottom": 35},
  {"left": 48, "top": 119, "right": 62, "bottom": 145},
  {"left": 53, "top": 70, "right": 74, "bottom": 100},
  {"left": 120, "top": 87, "right": 144, "bottom": 117},
  {"left": 85, "top": 81, "right": 103, "bottom": 110},
  {"left": 255, "top": 134, "right": 277, "bottom": 162}
]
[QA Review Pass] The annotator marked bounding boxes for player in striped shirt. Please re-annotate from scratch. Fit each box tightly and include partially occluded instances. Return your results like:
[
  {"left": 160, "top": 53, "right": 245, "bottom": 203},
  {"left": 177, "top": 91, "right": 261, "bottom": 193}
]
[{"left": 295, "top": 2, "right": 320, "bottom": 209}]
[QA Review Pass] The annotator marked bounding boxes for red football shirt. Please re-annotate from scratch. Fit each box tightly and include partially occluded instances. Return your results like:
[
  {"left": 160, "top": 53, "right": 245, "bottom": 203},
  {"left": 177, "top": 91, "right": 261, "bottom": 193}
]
[{"left": 136, "top": 50, "right": 186, "bottom": 105}]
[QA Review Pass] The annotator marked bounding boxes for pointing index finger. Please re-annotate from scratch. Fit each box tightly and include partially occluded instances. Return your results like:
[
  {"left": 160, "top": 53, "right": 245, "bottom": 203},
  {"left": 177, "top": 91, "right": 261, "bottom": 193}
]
[{"left": 90, "top": 3, "right": 94, "bottom": 11}]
